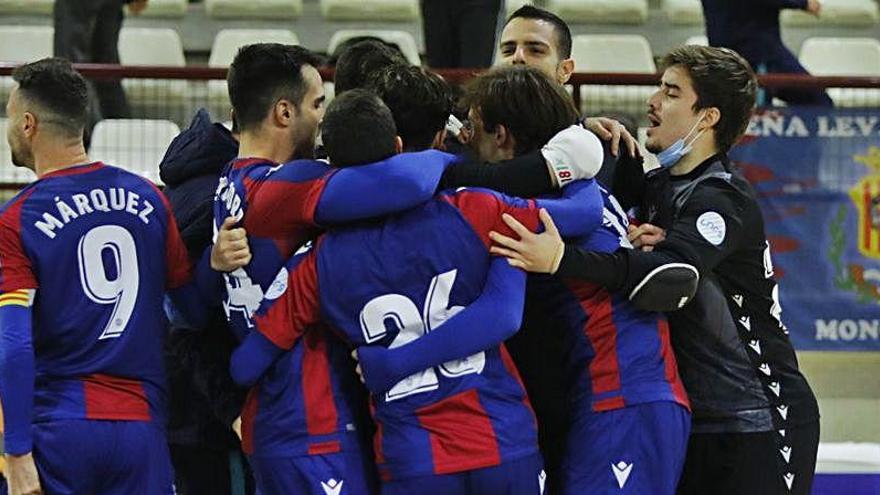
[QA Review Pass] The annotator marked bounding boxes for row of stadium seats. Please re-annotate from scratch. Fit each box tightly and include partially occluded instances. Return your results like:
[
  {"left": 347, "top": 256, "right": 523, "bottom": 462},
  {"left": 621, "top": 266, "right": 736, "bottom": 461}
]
[
  {"left": 0, "top": 118, "right": 177, "bottom": 185},
  {"left": 0, "top": 0, "right": 879, "bottom": 25},
  {"left": 1, "top": 25, "right": 879, "bottom": 115},
  {"left": 2, "top": 24, "right": 877, "bottom": 78}
]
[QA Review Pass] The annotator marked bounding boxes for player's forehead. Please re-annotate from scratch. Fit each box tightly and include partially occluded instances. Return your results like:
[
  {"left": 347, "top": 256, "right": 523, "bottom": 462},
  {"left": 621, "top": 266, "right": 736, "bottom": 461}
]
[
  {"left": 500, "top": 18, "right": 559, "bottom": 52},
  {"left": 300, "top": 65, "right": 324, "bottom": 97},
  {"left": 660, "top": 65, "right": 695, "bottom": 95}
]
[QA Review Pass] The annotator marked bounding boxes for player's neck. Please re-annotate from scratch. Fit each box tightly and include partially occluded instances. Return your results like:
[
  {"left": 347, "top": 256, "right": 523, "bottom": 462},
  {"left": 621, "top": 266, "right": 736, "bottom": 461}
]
[
  {"left": 238, "top": 131, "right": 293, "bottom": 165},
  {"left": 33, "top": 141, "right": 90, "bottom": 178},
  {"left": 670, "top": 137, "right": 718, "bottom": 177}
]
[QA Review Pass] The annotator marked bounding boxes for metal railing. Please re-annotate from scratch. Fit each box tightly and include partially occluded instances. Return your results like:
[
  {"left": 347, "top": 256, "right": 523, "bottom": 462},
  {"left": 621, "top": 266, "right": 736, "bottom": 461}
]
[{"left": 0, "top": 63, "right": 878, "bottom": 191}]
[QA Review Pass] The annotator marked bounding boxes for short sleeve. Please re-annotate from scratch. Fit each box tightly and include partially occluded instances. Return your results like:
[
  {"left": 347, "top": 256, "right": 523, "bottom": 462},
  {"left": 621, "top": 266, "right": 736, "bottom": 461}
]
[
  {"left": 444, "top": 189, "right": 541, "bottom": 249},
  {"left": 253, "top": 249, "right": 322, "bottom": 350},
  {"left": 0, "top": 199, "right": 38, "bottom": 292}
]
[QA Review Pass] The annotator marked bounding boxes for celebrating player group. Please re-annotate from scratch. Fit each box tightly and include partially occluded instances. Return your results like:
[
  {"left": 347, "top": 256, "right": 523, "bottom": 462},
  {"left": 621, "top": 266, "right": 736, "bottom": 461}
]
[{"left": 0, "top": 5, "right": 819, "bottom": 495}]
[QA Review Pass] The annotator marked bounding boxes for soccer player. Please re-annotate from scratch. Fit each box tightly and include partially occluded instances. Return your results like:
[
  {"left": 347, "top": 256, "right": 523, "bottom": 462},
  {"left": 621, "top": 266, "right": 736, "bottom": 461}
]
[
  {"left": 491, "top": 46, "right": 820, "bottom": 495},
  {"left": 459, "top": 65, "right": 690, "bottom": 495},
  {"left": 496, "top": 5, "right": 640, "bottom": 163},
  {"left": 0, "top": 58, "right": 193, "bottom": 494},
  {"left": 211, "top": 42, "right": 606, "bottom": 495},
  {"left": 230, "top": 78, "right": 604, "bottom": 495}
]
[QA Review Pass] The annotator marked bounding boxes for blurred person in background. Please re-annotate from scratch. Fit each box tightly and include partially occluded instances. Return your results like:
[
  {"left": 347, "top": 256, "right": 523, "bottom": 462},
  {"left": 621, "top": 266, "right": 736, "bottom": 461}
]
[
  {"left": 420, "top": 0, "right": 502, "bottom": 68},
  {"left": 701, "top": 0, "right": 833, "bottom": 106},
  {"left": 53, "top": 0, "right": 148, "bottom": 120},
  {"left": 159, "top": 109, "right": 255, "bottom": 495}
]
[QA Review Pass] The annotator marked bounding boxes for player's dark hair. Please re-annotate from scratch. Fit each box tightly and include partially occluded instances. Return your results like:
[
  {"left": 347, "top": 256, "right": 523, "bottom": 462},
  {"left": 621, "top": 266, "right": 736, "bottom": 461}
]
[
  {"left": 366, "top": 64, "right": 452, "bottom": 151},
  {"left": 333, "top": 39, "right": 409, "bottom": 95},
  {"left": 506, "top": 5, "right": 572, "bottom": 59},
  {"left": 321, "top": 89, "right": 398, "bottom": 168},
  {"left": 661, "top": 45, "right": 757, "bottom": 153},
  {"left": 227, "top": 43, "right": 323, "bottom": 132},
  {"left": 12, "top": 58, "right": 88, "bottom": 138},
  {"left": 463, "top": 65, "right": 577, "bottom": 156}
]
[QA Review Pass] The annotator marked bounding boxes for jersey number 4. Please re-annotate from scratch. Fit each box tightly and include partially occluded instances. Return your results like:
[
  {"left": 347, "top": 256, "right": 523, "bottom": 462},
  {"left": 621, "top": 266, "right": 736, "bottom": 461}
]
[
  {"left": 77, "top": 225, "right": 139, "bottom": 340},
  {"left": 359, "top": 269, "right": 485, "bottom": 402}
]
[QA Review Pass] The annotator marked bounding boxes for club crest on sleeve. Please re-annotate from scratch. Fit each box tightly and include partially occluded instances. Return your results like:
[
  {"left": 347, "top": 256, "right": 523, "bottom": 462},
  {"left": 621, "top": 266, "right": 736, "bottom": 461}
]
[
  {"left": 696, "top": 211, "right": 726, "bottom": 246},
  {"left": 264, "top": 267, "right": 289, "bottom": 300}
]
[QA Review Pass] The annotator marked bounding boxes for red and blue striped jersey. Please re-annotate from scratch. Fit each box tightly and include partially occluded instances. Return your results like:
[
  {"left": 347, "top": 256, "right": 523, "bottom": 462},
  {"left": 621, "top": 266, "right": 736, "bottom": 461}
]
[
  {"left": 529, "top": 187, "right": 689, "bottom": 415},
  {"left": 214, "top": 152, "right": 457, "bottom": 457},
  {"left": 251, "top": 188, "right": 546, "bottom": 481},
  {"left": 0, "top": 162, "right": 190, "bottom": 426}
]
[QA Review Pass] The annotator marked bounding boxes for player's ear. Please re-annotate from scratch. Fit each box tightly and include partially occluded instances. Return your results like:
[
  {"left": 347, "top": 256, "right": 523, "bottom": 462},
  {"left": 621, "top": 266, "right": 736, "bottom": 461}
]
[
  {"left": 494, "top": 124, "right": 510, "bottom": 149},
  {"left": 273, "top": 99, "right": 293, "bottom": 127},
  {"left": 393, "top": 135, "right": 403, "bottom": 154},
  {"left": 557, "top": 58, "right": 575, "bottom": 84},
  {"left": 431, "top": 129, "right": 447, "bottom": 150},
  {"left": 23, "top": 111, "right": 37, "bottom": 138},
  {"left": 702, "top": 107, "right": 721, "bottom": 131}
]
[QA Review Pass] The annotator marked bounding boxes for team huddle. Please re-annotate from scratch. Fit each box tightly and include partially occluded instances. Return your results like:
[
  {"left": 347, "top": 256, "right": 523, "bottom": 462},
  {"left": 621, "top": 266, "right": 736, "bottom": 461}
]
[{"left": 0, "top": 5, "right": 819, "bottom": 495}]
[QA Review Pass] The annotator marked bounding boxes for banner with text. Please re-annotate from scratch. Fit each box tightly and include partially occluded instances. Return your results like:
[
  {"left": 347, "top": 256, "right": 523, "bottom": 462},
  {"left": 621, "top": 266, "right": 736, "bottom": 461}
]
[{"left": 730, "top": 107, "right": 880, "bottom": 350}]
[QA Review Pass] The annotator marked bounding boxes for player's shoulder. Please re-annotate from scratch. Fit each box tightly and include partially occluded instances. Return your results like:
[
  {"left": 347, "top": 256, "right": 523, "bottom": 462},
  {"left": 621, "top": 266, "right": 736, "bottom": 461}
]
[
  {"left": 437, "top": 186, "right": 512, "bottom": 207},
  {"left": 0, "top": 181, "right": 37, "bottom": 214},
  {"left": 259, "top": 158, "right": 333, "bottom": 183}
]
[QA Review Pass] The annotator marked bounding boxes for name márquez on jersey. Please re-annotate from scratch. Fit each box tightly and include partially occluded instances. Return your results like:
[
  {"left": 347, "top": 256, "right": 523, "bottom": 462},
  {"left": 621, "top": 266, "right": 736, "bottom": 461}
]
[{"left": 34, "top": 187, "right": 156, "bottom": 239}]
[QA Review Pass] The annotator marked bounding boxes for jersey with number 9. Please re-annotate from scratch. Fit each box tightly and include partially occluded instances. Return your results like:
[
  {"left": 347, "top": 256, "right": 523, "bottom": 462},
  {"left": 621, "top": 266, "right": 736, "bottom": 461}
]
[{"left": 0, "top": 162, "right": 190, "bottom": 425}]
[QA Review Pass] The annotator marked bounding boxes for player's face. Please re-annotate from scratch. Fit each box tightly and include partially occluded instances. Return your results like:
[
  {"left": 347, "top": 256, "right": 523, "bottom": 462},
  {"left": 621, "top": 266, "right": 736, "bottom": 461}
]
[
  {"left": 497, "top": 18, "right": 573, "bottom": 84},
  {"left": 5, "top": 87, "right": 34, "bottom": 169},
  {"left": 291, "top": 65, "right": 326, "bottom": 160},
  {"left": 645, "top": 65, "right": 702, "bottom": 154}
]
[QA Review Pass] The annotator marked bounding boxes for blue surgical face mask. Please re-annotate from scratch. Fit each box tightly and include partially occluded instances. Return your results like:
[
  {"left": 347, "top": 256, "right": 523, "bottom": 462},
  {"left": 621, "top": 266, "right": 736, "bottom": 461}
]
[{"left": 656, "top": 112, "right": 706, "bottom": 168}]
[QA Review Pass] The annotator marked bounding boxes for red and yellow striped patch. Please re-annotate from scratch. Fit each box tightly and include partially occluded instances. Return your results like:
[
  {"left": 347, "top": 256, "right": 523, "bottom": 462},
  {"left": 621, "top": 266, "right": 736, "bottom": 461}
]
[{"left": 0, "top": 289, "right": 31, "bottom": 308}]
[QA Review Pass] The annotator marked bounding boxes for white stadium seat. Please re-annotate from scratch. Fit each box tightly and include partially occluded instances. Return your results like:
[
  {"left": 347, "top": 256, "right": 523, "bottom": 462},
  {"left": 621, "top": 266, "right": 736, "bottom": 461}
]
[
  {"left": 0, "top": 0, "right": 53, "bottom": 15},
  {"left": 663, "top": 0, "right": 703, "bottom": 25},
  {"left": 207, "top": 29, "right": 302, "bottom": 111},
  {"left": 0, "top": 118, "right": 37, "bottom": 185},
  {"left": 209, "top": 29, "right": 301, "bottom": 68},
  {"left": 0, "top": 26, "right": 54, "bottom": 105},
  {"left": 506, "top": 0, "right": 532, "bottom": 17},
  {"left": 799, "top": 37, "right": 880, "bottom": 106},
  {"left": 205, "top": 0, "right": 303, "bottom": 19},
  {"left": 320, "top": 0, "right": 419, "bottom": 22},
  {"left": 684, "top": 35, "right": 708, "bottom": 46},
  {"left": 571, "top": 35, "right": 656, "bottom": 114},
  {"left": 118, "top": 28, "right": 188, "bottom": 108},
  {"left": 782, "top": 0, "right": 879, "bottom": 26},
  {"left": 134, "top": 0, "right": 187, "bottom": 18},
  {"left": 89, "top": 119, "right": 181, "bottom": 185},
  {"left": 328, "top": 30, "right": 421, "bottom": 66},
  {"left": 547, "top": 0, "right": 648, "bottom": 25}
]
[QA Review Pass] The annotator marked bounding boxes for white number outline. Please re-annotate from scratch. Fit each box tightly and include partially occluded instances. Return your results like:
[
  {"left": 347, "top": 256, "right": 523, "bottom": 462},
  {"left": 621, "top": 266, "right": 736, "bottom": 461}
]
[
  {"left": 359, "top": 269, "right": 485, "bottom": 401},
  {"left": 77, "top": 225, "right": 140, "bottom": 340}
]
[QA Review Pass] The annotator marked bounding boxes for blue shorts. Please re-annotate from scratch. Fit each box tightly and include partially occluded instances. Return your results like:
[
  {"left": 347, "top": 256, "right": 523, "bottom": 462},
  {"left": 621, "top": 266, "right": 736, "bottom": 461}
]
[
  {"left": 249, "top": 436, "right": 377, "bottom": 495},
  {"left": 32, "top": 419, "right": 174, "bottom": 495},
  {"left": 382, "top": 452, "right": 545, "bottom": 495},
  {"left": 561, "top": 401, "right": 690, "bottom": 495}
]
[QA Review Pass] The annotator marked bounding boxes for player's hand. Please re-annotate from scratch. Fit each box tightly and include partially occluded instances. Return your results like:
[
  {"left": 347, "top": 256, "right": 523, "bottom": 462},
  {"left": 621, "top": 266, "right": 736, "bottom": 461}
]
[
  {"left": 352, "top": 347, "right": 398, "bottom": 394},
  {"left": 127, "top": 0, "right": 148, "bottom": 15},
  {"left": 806, "top": 0, "right": 821, "bottom": 16},
  {"left": 232, "top": 416, "right": 242, "bottom": 441},
  {"left": 350, "top": 350, "right": 365, "bottom": 385},
  {"left": 627, "top": 223, "right": 666, "bottom": 251},
  {"left": 5, "top": 452, "right": 43, "bottom": 495},
  {"left": 211, "top": 217, "right": 251, "bottom": 272},
  {"left": 489, "top": 209, "right": 565, "bottom": 274},
  {"left": 582, "top": 117, "right": 639, "bottom": 158}
]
